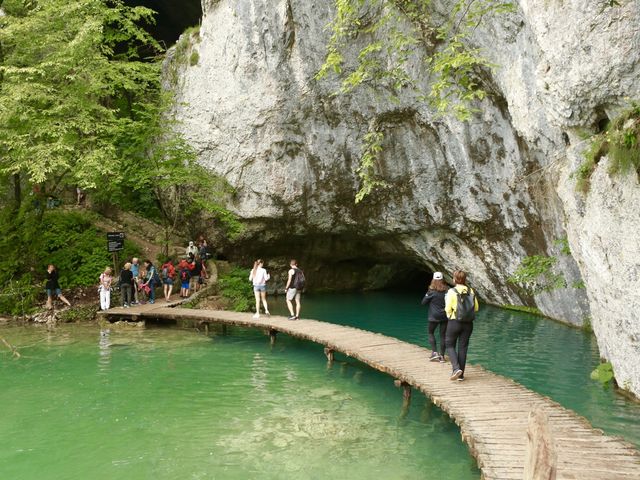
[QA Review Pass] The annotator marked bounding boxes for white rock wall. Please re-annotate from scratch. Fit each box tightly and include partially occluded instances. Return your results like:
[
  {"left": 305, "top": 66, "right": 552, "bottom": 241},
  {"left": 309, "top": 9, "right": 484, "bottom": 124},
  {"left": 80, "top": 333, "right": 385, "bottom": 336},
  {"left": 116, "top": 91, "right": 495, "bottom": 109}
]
[{"left": 171, "top": 0, "right": 640, "bottom": 395}]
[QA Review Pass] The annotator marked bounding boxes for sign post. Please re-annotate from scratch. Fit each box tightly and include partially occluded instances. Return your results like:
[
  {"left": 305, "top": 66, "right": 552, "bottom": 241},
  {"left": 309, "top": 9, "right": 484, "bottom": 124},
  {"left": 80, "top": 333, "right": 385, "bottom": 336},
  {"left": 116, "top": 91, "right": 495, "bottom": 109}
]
[{"left": 107, "top": 232, "right": 125, "bottom": 273}]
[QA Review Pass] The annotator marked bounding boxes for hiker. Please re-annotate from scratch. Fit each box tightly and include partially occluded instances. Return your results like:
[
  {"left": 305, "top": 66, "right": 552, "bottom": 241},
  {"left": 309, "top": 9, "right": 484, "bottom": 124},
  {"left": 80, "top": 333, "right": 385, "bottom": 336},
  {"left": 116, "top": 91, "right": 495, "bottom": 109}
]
[
  {"left": 131, "top": 257, "right": 140, "bottom": 304},
  {"left": 421, "top": 271, "right": 449, "bottom": 363},
  {"left": 98, "top": 267, "right": 114, "bottom": 310},
  {"left": 190, "top": 256, "right": 202, "bottom": 293},
  {"left": 161, "top": 259, "right": 176, "bottom": 302},
  {"left": 249, "top": 259, "right": 270, "bottom": 319},
  {"left": 45, "top": 264, "right": 71, "bottom": 309},
  {"left": 119, "top": 262, "right": 134, "bottom": 308},
  {"left": 199, "top": 239, "right": 209, "bottom": 260},
  {"left": 186, "top": 241, "right": 198, "bottom": 259},
  {"left": 284, "top": 259, "right": 305, "bottom": 320},
  {"left": 445, "top": 270, "right": 479, "bottom": 382},
  {"left": 141, "top": 260, "right": 159, "bottom": 304},
  {"left": 178, "top": 258, "right": 194, "bottom": 298}
]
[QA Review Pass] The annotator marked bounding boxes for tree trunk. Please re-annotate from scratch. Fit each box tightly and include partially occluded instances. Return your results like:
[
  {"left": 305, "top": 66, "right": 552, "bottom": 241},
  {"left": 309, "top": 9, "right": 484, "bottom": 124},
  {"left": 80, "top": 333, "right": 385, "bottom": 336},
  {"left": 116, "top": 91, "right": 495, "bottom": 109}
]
[{"left": 13, "top": 173, "right": 21, "bottom": 209}]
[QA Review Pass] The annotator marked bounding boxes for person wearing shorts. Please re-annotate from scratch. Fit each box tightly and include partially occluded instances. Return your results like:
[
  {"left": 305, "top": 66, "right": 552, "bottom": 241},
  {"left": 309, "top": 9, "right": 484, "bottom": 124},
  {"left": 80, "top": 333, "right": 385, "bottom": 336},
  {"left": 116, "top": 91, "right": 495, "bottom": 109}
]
[
  {"left": 45, "top": 264, "right": 71, "bottom": 309},
  {"left": 249, "top": 259, "right": 270, "bottom": 319},
  {"left": 285, "top": 259, "right": 302, "bottom": 320}
]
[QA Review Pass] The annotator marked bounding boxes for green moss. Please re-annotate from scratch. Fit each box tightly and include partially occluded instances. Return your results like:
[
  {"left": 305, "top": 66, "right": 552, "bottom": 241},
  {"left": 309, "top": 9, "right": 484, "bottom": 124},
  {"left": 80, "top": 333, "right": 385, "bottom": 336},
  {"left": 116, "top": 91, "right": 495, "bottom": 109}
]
[
  {"left": 189, "top": 51, "right": 199, "bottom": 66},
  {"left": 577, "top": 102, "right": 640, "bottom": 193},
  {"left": 58, "top": 304, "right": 99, "bottom": 323},
  {"left": 507, "top": 255, "right": 566, "bottom": 295},
  {"left": 502, "top": 304, "right": 543, "bottom": 316}
]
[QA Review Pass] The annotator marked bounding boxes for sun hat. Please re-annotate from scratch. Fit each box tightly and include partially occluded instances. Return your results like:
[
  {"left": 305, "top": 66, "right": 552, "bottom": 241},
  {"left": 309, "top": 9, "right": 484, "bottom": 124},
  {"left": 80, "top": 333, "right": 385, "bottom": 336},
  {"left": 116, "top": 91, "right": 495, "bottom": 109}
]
[{"left": 433, "top": 272, "right": 444, "bottom": 280}]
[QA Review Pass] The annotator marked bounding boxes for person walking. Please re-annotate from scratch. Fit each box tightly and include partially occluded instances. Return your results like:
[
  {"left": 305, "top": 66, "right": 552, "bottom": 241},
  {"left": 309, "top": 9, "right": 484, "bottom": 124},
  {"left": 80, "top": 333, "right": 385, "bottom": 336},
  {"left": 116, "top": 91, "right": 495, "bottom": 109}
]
[
  {"left": 178, "top": 258, "right": 193, "bottom": 298},
  {"left": 142, "top": 260, "right": 159, "bottom": 304},
  {"left": 45, "top": 264, "right": 71, "bottom": 309},
  {"left": 119, "top": 262, "right": 134, "bottom": 308},
  {"left": 131, "top": 257, "right": 140, "bottom": 305},
  {"left": 445, "top": 270, "right": 479, "bottom": 381},
  {"left": 249, "top": 259, "right": 270, "bottom": 319},
  {"left": 285, "top": 259, "right": 305, "bottom": 320},
  {"left": 161, "top": 259, "right": 176, "bottom": 302},
  {"left": 421, "top": 272, "right": 449, "bottom": 363},
  {"left": 98, "top": 267, "right": 114, "bottom": 310},
  {"left": 190, "top": 256, "right": 202, "bottom": 293}
]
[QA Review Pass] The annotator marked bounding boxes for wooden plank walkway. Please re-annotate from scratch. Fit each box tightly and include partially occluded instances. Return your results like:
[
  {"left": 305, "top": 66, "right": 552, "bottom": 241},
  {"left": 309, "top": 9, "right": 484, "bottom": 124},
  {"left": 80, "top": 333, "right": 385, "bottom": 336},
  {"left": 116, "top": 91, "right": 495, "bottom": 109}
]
[{"left": 100, "top": 306, "right": 640, "bottom": 480}]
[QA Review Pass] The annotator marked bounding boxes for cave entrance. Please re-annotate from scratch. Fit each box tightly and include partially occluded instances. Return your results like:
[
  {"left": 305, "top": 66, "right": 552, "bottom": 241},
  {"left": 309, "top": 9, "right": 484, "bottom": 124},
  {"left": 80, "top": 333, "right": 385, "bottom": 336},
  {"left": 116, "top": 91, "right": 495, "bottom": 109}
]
[{"left": 123, "top": 0, "right": 202, "bottom": 47}]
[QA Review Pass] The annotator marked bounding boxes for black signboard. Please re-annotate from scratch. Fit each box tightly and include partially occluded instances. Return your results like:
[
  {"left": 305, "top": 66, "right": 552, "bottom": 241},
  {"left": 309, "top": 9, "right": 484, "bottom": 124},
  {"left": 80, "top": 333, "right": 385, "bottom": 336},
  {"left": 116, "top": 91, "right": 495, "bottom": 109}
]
[{"left": 107, "top": 232, "right": 125, "bottom": 253}]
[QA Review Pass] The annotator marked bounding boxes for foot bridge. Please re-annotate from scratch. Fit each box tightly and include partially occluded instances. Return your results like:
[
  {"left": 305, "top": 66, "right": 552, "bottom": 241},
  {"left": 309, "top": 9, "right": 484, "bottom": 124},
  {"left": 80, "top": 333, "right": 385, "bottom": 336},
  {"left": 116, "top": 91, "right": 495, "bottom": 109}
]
[{"left": 99, "top": 304, "right": 640, "bottom": 480}]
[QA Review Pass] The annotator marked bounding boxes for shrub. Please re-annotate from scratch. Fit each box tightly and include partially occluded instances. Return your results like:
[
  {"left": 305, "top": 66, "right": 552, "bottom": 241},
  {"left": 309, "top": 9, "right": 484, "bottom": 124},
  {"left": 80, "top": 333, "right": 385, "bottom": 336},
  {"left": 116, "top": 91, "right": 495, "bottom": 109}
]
[{"left": 218, "top": 267, "right": 252, "bottom": 312}]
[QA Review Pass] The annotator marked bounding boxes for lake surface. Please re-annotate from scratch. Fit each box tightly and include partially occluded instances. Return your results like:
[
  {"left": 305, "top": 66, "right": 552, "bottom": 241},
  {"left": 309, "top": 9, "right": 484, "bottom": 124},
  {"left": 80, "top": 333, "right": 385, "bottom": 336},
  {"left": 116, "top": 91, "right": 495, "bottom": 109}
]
[
  {"left": 0, "top": 322, "right": 479, "bottom": 480},
  {"left": 269, "top": 291, "right": 640, "bottom": 447},
  {"left": 2, "top": 290, "right": 640, "bottom": 480}
]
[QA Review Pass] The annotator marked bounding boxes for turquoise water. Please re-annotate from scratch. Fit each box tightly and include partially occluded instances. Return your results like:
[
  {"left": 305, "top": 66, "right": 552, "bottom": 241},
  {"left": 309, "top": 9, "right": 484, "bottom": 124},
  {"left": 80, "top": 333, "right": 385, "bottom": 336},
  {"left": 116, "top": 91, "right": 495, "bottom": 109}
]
[
  {"left": 269, "top": 291, "right": 640, "bottom": 447},
  {"left": 0, "top": 323, "right": 480, "bottom": 480}
]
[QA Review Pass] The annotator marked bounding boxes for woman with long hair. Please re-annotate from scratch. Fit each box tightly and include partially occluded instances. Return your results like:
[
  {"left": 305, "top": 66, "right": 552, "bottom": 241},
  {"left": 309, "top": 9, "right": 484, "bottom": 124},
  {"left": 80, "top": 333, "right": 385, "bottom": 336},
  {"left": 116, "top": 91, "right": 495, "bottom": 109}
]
[
  {"left": 445, "top": 270, "right": 479, "bottom": 381},
  {"left": 249, "top": 259, "right": 270, "bottom": 319},
  {"left": 421, "top": 272, "right": 449, "bottom": 362}
]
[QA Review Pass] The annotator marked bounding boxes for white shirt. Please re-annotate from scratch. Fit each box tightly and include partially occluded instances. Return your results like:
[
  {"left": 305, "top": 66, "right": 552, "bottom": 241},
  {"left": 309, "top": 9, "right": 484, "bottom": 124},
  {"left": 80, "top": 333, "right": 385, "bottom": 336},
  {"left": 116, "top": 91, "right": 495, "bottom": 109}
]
[{"left": 250, "top": 266, "right": 270, "bottom": 286}]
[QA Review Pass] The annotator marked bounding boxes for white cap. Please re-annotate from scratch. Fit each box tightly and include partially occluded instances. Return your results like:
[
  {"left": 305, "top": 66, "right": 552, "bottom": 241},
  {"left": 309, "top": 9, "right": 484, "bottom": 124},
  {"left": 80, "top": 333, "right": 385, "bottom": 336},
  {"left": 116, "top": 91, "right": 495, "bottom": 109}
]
[{"left": 433, "top": 272, "right": 444, "bottom": 280}]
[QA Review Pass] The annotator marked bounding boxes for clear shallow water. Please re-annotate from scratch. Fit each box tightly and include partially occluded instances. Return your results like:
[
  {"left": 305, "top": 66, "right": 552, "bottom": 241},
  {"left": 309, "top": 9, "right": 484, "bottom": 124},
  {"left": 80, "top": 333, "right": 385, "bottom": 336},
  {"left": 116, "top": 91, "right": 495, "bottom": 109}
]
[
  {"left": 0, "top": 324, "right": 480, "bottom": 480},
  {"left": 269, "top": 291, "right": 640, "bottom": 447}
]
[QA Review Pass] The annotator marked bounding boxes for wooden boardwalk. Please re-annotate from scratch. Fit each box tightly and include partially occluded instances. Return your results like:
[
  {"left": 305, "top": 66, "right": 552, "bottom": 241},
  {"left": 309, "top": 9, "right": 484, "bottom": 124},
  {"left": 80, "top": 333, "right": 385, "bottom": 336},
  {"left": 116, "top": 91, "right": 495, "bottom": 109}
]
[{"left": 101, "top": 306, "right": 640, "bottom": 480}]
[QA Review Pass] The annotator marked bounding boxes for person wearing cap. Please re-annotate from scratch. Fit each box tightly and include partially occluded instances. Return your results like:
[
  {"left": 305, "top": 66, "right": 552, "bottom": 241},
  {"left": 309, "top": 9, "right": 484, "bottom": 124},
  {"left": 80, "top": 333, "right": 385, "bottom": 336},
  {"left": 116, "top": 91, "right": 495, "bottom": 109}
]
[
  {"left": 421, "top": 271, "right": 449, "bottom": 362},
  {"left": 186, "top": 241, "right": 198, "bottom": 259}
]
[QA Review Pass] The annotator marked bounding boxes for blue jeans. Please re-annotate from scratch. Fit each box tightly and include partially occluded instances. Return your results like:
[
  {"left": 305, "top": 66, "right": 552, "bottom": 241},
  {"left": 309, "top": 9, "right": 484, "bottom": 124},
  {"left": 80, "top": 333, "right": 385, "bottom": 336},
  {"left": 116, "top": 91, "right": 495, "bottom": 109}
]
[{"left": 148, "top": 280, "right": 156, "bottom": 302}]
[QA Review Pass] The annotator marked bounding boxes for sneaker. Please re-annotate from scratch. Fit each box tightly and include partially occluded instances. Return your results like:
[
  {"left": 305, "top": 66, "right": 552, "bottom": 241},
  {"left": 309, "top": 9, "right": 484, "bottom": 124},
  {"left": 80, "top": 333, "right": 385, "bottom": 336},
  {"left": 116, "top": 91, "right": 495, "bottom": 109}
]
[
  {"left": 288, "top": 315, "right": 297, "bottom": 320},
  {"left": 439, "top": 355, "right": 446, "bottom": 363},
  {"left": 457, "top": 376, "right": 465, "bottom": 382},
  {"left": 450, "top": 369, "right": 463, "bottom": 380},
  {"left": 429, "top": 352, "right": 440, "bottom": 362},
  {"left": 253, "top": 313, "right": 260, "bottom": 319},
  {"left": 149, "top": 300, "right": 155, "bottom": 304},
  {"left": 265, "top": 311, "right": 271, "bottom": 317}
]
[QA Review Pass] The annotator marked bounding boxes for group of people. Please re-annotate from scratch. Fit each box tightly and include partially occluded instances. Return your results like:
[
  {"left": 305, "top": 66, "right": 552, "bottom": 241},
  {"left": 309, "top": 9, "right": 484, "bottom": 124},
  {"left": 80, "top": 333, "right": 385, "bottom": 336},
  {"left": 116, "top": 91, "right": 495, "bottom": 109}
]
[
  {"left": 422, "top": 270, "right": 479, "bottom": 382},
  {"left": 249, "top": 259, "right": 305, "bottom": 320},
  {"left": 97, "top": 241, "right": 209, "bottom": 310}
]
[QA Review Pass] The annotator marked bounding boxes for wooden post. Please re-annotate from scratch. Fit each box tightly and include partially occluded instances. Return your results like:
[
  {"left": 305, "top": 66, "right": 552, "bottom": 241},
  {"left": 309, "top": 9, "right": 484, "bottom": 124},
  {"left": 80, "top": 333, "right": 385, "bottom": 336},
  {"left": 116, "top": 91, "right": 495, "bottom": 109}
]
[
  {"left": 204, "top": 323, "right": 209, "bottom": 335},
  {"left": 524, "top": 408, "right": 557, "bottom": 480},
  {"left": 268, "top": 329, "right": 277, "bottom": 346},
  {"left": 221, "top": 324, "right": 228, "bottom": 335},
  {"left": 324, "top": 347, "right": 334, "bottom": 363},
  {"left": 394, "top": 379, "right": 412, "bottom": 409}
]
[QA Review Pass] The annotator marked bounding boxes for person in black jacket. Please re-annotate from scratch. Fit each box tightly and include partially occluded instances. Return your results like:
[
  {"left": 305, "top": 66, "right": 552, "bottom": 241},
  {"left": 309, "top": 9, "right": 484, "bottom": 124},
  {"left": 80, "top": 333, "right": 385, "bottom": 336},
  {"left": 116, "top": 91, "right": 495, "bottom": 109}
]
[
  {"left": 119, "top": 262, "right": 134, "bottom": 308},
  {"left": 45, "top": 264, "right": 71, "bottom": 310},
  {"left": 421, "top": 272, "right": 449, "bottom": 362}
]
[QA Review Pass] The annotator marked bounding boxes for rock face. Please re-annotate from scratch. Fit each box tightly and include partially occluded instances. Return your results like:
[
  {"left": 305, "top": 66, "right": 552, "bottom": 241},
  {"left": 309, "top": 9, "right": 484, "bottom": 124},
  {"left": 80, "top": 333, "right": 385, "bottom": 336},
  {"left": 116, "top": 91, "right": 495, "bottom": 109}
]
[{"left": 170, "top": 0, "right": 640, "bottom": 396}]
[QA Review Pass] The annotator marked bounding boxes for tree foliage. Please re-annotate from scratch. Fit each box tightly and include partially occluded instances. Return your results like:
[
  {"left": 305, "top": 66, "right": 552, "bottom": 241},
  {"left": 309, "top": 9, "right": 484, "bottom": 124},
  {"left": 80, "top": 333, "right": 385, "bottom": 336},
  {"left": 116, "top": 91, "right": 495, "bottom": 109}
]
[{"left": 317, "top": 0, "right": 514, "bottom": 201}]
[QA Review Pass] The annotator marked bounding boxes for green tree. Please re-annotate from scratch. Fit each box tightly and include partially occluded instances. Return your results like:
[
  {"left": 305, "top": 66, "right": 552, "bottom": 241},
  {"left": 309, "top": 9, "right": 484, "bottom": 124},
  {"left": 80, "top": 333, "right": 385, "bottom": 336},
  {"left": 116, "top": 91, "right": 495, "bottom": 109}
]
[{"left": 0, "top": 0, "right": 162, "bottom": 197}]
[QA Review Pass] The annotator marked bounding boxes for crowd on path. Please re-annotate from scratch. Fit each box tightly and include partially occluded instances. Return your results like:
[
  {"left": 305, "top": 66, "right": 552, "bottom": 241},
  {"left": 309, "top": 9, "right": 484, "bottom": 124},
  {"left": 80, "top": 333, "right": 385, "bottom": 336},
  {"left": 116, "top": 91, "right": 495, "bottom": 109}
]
[{"left": 47, "top": 247, "right": 475, "bottom": 384}]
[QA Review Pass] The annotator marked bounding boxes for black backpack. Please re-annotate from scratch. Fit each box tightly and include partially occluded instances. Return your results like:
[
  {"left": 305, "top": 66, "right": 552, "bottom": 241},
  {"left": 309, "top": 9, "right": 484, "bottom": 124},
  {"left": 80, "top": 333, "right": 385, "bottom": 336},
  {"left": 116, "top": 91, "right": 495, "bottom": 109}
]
[
  {"left": 180, "top": 269, "right": 189, "bottom": 281},
  {"left": 292, "top": 267, "right": 306, "bottom": 290},
  {"left": 453, "top": 288, "right": 476, "bottom": 322},
  {"left": 162, "top": 266, "right": 169, "bottom": 279}
]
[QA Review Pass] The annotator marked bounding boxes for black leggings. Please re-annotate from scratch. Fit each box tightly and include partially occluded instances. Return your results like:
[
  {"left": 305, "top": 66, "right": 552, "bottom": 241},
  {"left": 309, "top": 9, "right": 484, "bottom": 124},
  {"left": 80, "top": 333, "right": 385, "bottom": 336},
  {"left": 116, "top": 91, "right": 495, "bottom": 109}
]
[
  {"left": 428, "top": 320, "right": 447, "bottom": 355},
  {"left": 445, "top": 320, "right": 474, "bottom": 373}
]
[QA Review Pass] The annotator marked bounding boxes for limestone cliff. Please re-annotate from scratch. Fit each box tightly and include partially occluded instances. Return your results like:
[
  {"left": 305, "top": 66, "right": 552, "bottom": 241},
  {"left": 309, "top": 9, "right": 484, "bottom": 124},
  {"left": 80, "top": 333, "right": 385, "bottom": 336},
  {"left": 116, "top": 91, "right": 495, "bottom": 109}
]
[{"left": 169, "top": 0, "right": 640, "bottom": 396}]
